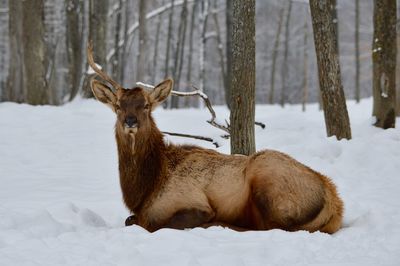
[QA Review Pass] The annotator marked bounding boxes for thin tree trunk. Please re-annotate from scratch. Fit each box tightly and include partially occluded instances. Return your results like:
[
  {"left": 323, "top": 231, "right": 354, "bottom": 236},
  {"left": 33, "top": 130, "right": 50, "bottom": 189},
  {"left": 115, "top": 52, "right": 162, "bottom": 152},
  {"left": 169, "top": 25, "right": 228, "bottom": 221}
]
[
  {"left": 269, "top": 6, "right": 284, "bottom": 104},
  {"left": 372, "top": 0, "right": 396, "bottom": 129},
  {"left": 212, "top": 1, "right": 226, "bottom": 105},
  {"left": 164, "top": 0, "right": 175, "bottom": 78},
  {"left": 111, "top": 0, "right": 122, "bottom": 81},
  {"left": 230, "top": 0, "right": 256, "bottom": 155},
  {"left": 184, "top": 0, "right": 198, "bottom": 107},
  {"left": 83, "top": 0, "right": 108, "bottom": 98},
  {"left": 66, "top": 0, "right": 83, "bottom": 101},
  {"left": 310, "top": 0, "right": 352, "bottom": 140},
  {"left": 171, "top": 0, "right": 188, "bottom": 108},
  {"left": 302, "top": 14, "right": 308, "bottom": 112},
  {"left": 355, "top": 0, "right": 360, "bottom": 103},
  {"left": 331, "top": 0, "right": 339, "bottom": 52},
  {"left": 281, "top": 0, "right": 292, "bottom": 107},
  {"left": 152, "top": 0, "right": 164, "bottom": 85},
  {"left": 137, "top": 0, "right": 147, "bottom": 81},
  {"left": 199, "top": 0, "right": 210, "bottom": 97},
  {"left": 22, "top": 0, "right": 49, "bottom": 105},
  {"left": 225, "top": 0, "right": 233, "bottom": 108},
  {"left": 6, "top": 1, "right": 24, "bottom": 102}
]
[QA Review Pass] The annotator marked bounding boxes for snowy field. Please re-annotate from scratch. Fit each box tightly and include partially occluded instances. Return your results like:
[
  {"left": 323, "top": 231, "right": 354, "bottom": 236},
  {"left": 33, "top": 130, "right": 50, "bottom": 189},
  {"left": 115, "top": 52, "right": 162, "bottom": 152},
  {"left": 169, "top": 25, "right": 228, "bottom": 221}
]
[{"left": 0, "top": 98, "right": 399, "bottom": 265}]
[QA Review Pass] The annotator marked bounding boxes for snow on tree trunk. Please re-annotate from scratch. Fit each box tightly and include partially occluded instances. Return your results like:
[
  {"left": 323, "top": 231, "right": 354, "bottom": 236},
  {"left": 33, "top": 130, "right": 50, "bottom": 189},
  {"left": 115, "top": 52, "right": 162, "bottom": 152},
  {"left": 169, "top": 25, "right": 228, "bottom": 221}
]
[
  {"left": 372, "top": 0, "right": 396, "bottom": 129},
  {"left": 310, "top": 0, "right": 352, "bottom": 140},
  {"left": 230, "top": 0, "right": 256, "bottom": 155}
]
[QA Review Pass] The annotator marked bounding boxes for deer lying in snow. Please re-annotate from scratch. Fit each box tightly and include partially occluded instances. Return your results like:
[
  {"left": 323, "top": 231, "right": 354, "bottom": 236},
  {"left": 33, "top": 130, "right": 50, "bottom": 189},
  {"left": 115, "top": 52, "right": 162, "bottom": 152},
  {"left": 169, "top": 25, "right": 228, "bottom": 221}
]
[{"left": 88, "top": 45, "right": 343, "bottom": 234}]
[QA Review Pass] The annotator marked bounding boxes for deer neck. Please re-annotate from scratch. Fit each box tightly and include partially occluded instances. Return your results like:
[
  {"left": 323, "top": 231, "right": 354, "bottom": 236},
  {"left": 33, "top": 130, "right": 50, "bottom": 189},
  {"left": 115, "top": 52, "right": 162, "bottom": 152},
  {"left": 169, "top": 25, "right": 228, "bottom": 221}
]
[{"left": 115, "top": 120, "right": 166, "bottom": 212}]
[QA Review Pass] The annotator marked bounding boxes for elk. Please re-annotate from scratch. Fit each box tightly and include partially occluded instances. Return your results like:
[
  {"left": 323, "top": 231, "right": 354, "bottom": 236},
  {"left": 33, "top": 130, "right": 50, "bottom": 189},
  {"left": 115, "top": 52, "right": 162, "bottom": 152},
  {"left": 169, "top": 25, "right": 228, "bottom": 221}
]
[{"left": 88, "top": 45, "right": 344, "bottom": 234}]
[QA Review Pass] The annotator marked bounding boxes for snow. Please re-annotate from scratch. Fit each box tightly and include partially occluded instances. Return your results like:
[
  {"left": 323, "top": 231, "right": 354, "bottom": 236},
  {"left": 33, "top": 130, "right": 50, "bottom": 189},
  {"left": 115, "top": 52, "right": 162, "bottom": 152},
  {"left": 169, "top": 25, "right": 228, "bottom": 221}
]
[{"left": 0, "top": 98, "right": 400, "bottom": 265}]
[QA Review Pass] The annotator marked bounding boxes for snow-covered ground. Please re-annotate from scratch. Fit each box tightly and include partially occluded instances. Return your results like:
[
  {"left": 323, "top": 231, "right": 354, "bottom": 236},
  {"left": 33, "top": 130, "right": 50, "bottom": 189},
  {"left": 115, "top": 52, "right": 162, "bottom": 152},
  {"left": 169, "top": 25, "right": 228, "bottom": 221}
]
[{"left": 0, "top": 98, "right": 399, "bottom": 265}]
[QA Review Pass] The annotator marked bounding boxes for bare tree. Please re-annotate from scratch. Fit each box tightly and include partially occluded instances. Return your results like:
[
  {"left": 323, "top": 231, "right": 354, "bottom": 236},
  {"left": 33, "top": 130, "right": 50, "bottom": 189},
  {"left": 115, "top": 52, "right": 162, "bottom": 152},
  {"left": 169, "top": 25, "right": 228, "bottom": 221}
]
[
  {"left": 6, "top": 1, "right": 24, "bottom": 102},
  {"left": 225, "top": 0, "right": 233, "bottom": 108},
  {"left": 355, "top": 0, "right": 360, "bottom": 103},
  {"left": 372, "top": 0, "right": 396, "bottom": 129},
  {"left": 302, "top": 11, "right": 309, "bottom": 112},
  {"left": 310, "top": 0, "right": 352, "bottom": 140},
  {"left": 137, "top": 0, "right": 148, "bottom": 81},
  {"left": 23, "top": 0, "right": 49, "bottom": 105},
  {"left": 111, "top": 0, "right": 123, "bottom": 82},
  {"left": 281, "top": 0, "right": 292, "bottom": 107},
  {"left": 171, "top": 0, "right": 188, "bottom": 108},
  {"left": 164, "top": 0, "right": 175, "bottom": 78},
  {"left": 230, "top": 0, "right": 256, "bottom": 155},
  {"left": 199, "top": 0, "right": 210, "bottom": 96},
  {"left": 82, "top": 0, "right": 109, "bottom": 98},
  {"left": 66, "top": 0, "right": 83, "bottom": 101},
  {"left": 269, "top": 6, "right": 284, "bottom": 104},
  {"left": 152, "top": 0, "right": 164, "bottom": 84}
]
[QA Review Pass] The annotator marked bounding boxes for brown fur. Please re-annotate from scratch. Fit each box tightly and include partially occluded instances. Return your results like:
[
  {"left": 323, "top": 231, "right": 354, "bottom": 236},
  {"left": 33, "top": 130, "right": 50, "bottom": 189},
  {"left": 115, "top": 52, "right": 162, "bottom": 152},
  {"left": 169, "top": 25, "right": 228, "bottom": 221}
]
[{"left": 91, "top": 78, "right": 344, "bottom": 234}]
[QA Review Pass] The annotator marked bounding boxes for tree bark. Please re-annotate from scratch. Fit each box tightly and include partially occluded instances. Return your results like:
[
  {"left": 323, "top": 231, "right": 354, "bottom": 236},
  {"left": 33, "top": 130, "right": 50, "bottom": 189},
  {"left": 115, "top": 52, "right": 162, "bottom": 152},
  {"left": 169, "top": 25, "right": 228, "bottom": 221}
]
[
  {"left": 66, "top": 0, "right": 83, "bottom": 101},
  {"left": 22, "top": 0, "right": 49, "bottom": 105},
  {"left": 164, "top": 0, "right": 175, "bottom": 78},
  {"left": 111, "top": 0, "right": 122, "bottom": 82},
  {"left": 83, "top": 0, "right": 108, "bottom": 98},
  {"left": 310, "top": 0, "right": 352, "bottom": 140},
  {"left": 302, "top": 13, "right": 309, "bottom": 112},
  {"left": 171, "top": 0, "right": 188, "bottom": 108},
  {"left": 199, "top": 0, "right": 210, "bottom": 96},
  {"left": 281, "top": 1, "right": 292, "bottom": 107},
  {"left": 152, "top": 0, "right": 164, "bottom": 84},
  {"left": 269, "top": 6, "right": 284, "bottom": 104},
  {"left": 6, "top": 1, "right": 24, "bottom": 102},
  {"left": 225, "top": 0, "right": 233, "bottom": 108},
  {"left": 372, "top": 0, "right": 396, "bottom": 129},
  {"left": 137, "top": 0, "right": 148, "bottom": 81},
  {"left": 355, "top": 0, "right": 360, "bottom": 103},
  {"left": 230, "top": 0, "right": 256, "bottom": 155}
]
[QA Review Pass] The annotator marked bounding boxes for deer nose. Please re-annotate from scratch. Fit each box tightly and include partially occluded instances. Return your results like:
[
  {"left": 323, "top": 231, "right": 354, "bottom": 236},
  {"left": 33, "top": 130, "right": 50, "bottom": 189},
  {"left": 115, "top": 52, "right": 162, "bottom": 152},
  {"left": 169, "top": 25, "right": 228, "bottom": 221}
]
[{"left": 125, "top": 116, "right": 138, "bottom": 128}]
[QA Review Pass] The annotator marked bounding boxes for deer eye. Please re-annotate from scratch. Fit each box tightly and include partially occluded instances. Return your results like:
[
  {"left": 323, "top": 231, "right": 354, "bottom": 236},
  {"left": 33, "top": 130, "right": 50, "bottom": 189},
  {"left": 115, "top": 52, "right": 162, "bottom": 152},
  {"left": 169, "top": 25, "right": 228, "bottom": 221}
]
[
  {"left": 115, "top": 105, "right": 121, "bottom": 112},
  {"left": 144, "top": 103, "right": 150, "bottom": 110}
]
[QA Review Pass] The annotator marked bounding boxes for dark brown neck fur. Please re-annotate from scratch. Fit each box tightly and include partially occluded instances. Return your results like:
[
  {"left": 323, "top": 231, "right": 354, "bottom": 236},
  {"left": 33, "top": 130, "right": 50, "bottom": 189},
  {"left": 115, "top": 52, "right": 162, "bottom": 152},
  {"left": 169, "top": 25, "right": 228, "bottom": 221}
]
[{"left": 116, "top": 117, "right": 166, "bottom": 213}]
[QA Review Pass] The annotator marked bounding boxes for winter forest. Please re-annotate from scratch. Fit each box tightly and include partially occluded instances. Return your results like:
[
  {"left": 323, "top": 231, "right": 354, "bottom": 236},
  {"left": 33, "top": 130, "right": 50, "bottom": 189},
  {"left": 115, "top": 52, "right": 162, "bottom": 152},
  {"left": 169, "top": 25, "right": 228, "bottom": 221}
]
[{"left": 1, "top": 0, "right": 400, "bottom": 265}]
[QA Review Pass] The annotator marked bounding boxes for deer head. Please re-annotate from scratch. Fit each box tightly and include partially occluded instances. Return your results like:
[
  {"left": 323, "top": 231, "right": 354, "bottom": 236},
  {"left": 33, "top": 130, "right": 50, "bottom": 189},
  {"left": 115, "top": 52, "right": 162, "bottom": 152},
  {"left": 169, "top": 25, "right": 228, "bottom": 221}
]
[{"left": 88, "top": 43, "right": 173, "bottom": 136}]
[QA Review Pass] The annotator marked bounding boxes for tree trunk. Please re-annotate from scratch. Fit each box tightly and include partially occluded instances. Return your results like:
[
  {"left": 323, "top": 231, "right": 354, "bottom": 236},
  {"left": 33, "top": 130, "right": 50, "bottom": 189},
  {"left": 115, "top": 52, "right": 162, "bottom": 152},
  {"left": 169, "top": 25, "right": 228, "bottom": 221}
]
[
  {"left": 152, "top": 0, "right": 164, "bottom": 85},
  {"left": 184, "top": 0, "right": 198, "bottom": 107},
  {"left": 355, "top": 0, "right": 360, "bottom": 103},
  {"left": 112, "top": 0, "right": 122, "bottom": 82},
  {"left": 22, "top": 0, "right": 49, "bottom": 105},
  {"left": 164, "top": 0, "right": 175, "bottom": 78},
  {"left": 199, "top": 0, "right": 210, "bottom": 97},
  {"left": 66, "top": 0, "right": 83, "bottom": 101},
  {"left": 137, "top": 0, "right": 147, "bottom": 82},
  {"left": 230, "top": 0, "right": 256, "bottom": 155},
  {"left": 6, "top": 1, "right": 24, "bottom": 102},
  {"left": 225, "top": 0, "right": 233, "bottom": 109},
  {"left": 83, "top": 0, "right": 108, "bottom": 98},
  {"left": 171, "top": 0, "right": 188, "bottom": 108},
  {"left": 269, "top": 6, "right": 284, "bottom": 104},
  {"left": 281, "top": 1, "right": 292, "bottom": 107},
  {"left": 302, "top": 13, "right": 309, "bottom": 112},
  {"left": 212, "top": 1, "right": 227, "bottom": 106},
  {"left": 310, "top": 0, "right": 352, "bottom": 140},
  {"left": 372, "top": 0, "right": 396, "bottom": 129}
]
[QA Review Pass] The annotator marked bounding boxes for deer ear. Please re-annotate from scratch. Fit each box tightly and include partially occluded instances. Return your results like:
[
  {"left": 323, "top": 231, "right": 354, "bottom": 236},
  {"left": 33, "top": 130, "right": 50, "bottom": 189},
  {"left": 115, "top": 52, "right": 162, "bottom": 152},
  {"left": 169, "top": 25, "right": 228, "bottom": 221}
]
[
  {"left": 91, "top": 79, "right": 117, "bottom": 111},
  {"left": 149, "top": 78, "right": 173, "bottom": 109}
]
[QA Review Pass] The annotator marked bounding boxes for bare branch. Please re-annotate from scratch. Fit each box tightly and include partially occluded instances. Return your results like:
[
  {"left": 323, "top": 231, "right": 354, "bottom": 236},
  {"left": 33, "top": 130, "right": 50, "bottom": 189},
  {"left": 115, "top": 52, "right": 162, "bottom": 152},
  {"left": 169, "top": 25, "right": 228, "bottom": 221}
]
[{"left": 162, "top": 131, "right": 220, "bottom": 148}]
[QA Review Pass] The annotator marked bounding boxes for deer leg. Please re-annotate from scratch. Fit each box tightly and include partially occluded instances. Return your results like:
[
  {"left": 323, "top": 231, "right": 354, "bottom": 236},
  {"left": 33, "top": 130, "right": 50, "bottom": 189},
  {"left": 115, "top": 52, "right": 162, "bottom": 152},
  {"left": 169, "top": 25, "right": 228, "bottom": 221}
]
[{"left": 162, "top": 208, "right": 215, "bottom": 230}]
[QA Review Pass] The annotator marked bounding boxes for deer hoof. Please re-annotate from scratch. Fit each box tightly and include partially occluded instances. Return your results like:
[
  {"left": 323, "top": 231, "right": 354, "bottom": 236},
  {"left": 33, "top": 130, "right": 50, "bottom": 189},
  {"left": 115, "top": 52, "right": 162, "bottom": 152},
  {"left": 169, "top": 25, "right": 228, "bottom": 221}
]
[{"left": 125, "top": 215, "right": 137, "bottom": 226}]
